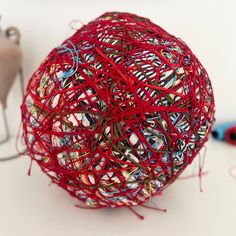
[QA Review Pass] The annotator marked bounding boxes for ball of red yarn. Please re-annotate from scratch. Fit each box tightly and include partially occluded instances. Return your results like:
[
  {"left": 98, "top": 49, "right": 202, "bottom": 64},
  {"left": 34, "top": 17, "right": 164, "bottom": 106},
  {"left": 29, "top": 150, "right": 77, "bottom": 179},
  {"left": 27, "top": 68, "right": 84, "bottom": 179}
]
[{"left": 21, "top": 12, "right": 215, "bottom": 208}]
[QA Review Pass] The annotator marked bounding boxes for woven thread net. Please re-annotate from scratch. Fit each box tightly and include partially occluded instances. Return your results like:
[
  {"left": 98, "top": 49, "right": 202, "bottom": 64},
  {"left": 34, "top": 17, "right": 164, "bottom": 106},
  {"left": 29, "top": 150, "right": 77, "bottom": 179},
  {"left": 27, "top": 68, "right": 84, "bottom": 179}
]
[{"left": 21, "top": 12, "right": 215, "bottom": 208}]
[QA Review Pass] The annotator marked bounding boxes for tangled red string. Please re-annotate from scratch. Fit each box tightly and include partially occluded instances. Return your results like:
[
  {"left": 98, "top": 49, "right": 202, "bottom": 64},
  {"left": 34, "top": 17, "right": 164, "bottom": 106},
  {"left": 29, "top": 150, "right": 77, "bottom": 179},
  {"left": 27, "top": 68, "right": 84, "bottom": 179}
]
[{"left": 21, "top": 12, "right": 215, "bottom": 208}]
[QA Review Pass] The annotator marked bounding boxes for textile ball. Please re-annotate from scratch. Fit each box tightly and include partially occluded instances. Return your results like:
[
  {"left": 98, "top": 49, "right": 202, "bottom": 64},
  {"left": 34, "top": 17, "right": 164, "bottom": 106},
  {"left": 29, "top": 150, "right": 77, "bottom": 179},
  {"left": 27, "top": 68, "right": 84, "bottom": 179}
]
[{"left": 21, "top": 12, "right": 215, "bottom": 208}]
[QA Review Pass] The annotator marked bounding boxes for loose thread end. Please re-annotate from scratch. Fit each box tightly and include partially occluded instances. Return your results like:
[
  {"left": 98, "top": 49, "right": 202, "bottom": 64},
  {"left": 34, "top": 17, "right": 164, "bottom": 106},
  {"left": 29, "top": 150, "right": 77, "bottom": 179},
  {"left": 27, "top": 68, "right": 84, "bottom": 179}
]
[
  {"left": 127, "top": 206, "right": 144, "bottom": 220},
  {"left": 27, "top": 159, "right": 33, "bottom": 176},
  {"left": 141, "top": 204, "right": 167, "bottom": 213},
  {"left": 199, "top": 168, "right": 203, "bottom": 192}
]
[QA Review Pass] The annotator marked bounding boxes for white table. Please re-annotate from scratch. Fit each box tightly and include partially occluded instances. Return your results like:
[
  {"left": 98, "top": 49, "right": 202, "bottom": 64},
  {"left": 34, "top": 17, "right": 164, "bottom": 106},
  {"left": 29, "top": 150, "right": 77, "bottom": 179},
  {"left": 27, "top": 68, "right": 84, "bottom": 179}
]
[{"left": 1, "top": 138, "right": 236, "bottom": 236}]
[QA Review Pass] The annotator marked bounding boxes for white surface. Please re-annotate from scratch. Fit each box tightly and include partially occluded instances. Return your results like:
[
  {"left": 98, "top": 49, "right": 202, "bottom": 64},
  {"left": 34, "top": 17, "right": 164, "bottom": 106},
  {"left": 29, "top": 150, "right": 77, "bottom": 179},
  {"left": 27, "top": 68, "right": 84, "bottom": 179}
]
[
  {"left": 2, "top": 140, "right": 236, "bottom": 236},
  {"left": 0, "top": 0, "right": 236, "bottom": 236}
]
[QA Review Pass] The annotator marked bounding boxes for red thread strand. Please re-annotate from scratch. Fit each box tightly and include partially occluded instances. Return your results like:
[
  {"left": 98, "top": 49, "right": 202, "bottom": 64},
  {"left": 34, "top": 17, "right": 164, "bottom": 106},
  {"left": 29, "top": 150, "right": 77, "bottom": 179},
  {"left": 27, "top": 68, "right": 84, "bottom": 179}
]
[{"left": 128, "top": 207, "right": 144, "bottom": 220}]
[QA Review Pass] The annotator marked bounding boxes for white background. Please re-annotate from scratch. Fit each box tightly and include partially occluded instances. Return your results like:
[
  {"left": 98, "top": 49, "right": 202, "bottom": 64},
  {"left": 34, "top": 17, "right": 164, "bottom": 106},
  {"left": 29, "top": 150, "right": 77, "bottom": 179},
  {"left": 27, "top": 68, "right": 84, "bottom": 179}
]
[{"left": 0, "top": 0, "right": 236, "bottom": 236}]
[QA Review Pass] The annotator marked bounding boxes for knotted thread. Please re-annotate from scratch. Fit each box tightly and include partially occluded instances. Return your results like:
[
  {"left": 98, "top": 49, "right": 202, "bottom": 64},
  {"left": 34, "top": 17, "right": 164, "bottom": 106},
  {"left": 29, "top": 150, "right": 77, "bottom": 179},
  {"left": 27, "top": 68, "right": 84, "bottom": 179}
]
[{"left": 21, "top": 12, "right": 215, "bottom": 208}]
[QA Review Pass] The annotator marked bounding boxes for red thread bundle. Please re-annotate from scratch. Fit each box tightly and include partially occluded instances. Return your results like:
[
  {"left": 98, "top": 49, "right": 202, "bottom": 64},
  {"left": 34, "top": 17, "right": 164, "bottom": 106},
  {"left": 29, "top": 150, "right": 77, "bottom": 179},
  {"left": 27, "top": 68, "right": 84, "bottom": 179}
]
[
  {"left": 21, "top": 12, "right": 215, "bottom": 208},
  {"left": 225, "top": 127, "right": 236, "bottom": 145}
]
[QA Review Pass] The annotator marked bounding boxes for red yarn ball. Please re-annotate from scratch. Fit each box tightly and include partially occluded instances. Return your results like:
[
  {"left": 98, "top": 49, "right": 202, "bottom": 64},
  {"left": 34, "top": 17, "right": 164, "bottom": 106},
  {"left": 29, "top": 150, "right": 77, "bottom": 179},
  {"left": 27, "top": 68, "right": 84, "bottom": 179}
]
[{"left": 21, "top": 12, "right": 215, "bottom": 208}]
